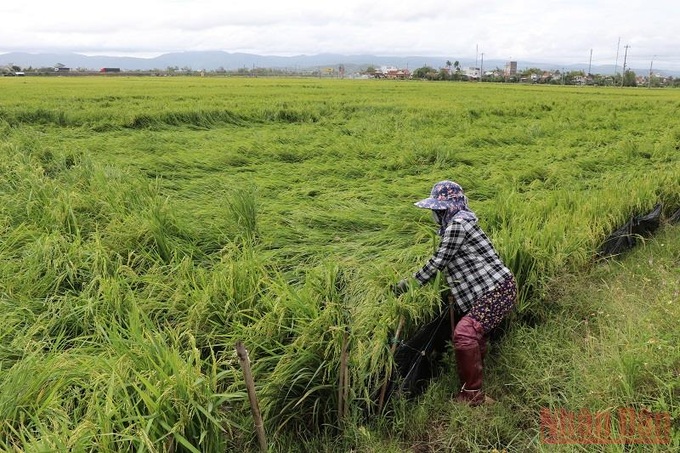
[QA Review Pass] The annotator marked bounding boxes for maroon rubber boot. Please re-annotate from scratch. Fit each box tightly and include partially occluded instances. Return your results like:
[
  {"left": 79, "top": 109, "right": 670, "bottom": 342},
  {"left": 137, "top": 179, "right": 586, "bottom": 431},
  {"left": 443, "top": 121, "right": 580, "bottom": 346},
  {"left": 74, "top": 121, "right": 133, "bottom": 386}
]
[{"left": 454, "top": 346, "right": 487, "bottom": 405}]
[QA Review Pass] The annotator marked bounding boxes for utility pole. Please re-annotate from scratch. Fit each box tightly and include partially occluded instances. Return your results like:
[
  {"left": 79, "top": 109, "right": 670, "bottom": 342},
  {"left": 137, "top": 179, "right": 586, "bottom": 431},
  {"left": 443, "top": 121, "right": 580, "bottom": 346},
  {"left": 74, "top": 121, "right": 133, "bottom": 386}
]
[
  {"left": 615, "top": 37, "right": 621, "bottom": 74},
  {"left": 621, "top": 45, "right": 630, "bottom": 87},
  {"left": 588, "top": 49, "right": 593, "bottom": 75},
  {"left": 648, "top": 56, "right": 655, "bottom": 89},
  {"left": 480, "top": 52, "right": 484, "bottom": 82}
]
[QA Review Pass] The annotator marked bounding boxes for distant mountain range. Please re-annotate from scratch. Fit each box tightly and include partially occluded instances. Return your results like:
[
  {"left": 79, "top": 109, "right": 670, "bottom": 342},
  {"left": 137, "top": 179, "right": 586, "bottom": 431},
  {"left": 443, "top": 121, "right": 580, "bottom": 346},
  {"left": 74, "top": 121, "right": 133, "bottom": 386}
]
[{"left": 1, "top": 51, "right": 677, "bottom": 77}]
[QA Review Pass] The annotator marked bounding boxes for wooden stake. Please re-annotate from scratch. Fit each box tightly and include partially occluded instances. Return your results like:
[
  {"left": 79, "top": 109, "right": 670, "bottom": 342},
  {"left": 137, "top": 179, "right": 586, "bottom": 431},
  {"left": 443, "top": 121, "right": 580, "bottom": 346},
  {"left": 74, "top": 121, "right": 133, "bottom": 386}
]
[
  {"left": 235, "top": 341, "right": 268, "bottom": 453},
  {"left": 338, "top": 330, "right": 349, "bottom": 423},
  {"left": 448, "top": 294, "right": 457, "bottom": 333},
  {"left": 377, "top": 315, "right": 405, "bottom": 413},
  {"left": 342, "top": 347, "right": 350, "bottom": 420}
]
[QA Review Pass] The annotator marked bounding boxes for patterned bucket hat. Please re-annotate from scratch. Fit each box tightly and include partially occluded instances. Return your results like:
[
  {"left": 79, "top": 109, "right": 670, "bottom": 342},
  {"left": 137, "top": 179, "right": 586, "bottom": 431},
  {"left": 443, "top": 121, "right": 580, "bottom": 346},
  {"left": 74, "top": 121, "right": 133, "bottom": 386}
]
[{"left": 414, "top": 180, "right": 466, "bottom": 209}]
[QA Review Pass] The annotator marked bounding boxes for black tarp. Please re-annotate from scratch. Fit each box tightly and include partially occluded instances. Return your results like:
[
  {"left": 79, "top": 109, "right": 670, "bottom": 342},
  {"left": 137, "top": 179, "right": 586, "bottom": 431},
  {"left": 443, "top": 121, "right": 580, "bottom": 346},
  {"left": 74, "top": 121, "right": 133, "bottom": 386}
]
[
  {"left": 669, "top": 207, "right": 680, "bottom": 225},
  {"left": 597, "top": 204, "right": 663, "bottom": 258},
  {"left": 380, "top": 302, "right": 454, "bottom": 407}
]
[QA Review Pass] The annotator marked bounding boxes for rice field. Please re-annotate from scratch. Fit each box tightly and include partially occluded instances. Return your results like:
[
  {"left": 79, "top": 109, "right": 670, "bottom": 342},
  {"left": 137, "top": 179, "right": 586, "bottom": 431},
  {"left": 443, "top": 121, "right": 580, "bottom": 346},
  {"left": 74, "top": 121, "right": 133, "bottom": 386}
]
[{"left": 0, "top": 76, "right": 678, "bottom": 451}]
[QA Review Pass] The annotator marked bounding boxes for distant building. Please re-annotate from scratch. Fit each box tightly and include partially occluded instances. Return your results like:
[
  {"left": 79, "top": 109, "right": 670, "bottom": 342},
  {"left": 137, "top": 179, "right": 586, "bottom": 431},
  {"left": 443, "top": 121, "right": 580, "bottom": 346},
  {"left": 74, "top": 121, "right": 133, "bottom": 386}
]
[
  {"left": 504, "top": 61, "right": 517, "bottom": 76},
  {"left": 465, "top": 67, "right": 481, "bottom": 79},
  {"left": 371, "top": 65, "right": 410, "bottom": 79},
  {"left": 54, "top": 67, "right": 71, "bottom": 72},
  {"left": 379, "top": 65, "right": 399, "bottom": 74},
  {"left": 100, "top": 67, "right": 121, "bottom": 73},
  {"left": 385, "top": 68, "right": 410, "bottom": 79},
  {"left": 574, "top": 75, "right": 588, "bottom": 85}
]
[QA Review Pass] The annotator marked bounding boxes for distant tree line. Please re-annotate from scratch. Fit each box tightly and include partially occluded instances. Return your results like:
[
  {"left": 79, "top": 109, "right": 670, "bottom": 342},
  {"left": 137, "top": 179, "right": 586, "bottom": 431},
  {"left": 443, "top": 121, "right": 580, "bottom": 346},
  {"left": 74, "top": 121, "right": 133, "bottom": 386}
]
[
  {"left": 406, "top": 64, "right": 678, "bottom": 88},
  {"left": 3, "top": 62, "right": 679, "bottom": 87}
]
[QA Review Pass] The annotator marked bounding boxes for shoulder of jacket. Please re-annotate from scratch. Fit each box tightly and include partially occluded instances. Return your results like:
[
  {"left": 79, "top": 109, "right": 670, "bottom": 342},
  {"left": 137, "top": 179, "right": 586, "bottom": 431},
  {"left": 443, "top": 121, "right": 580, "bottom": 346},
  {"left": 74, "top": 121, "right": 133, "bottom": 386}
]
[
  {"left": 449, "top": 218, "right": 473, "bottom": 227},
  {"left": 446, "top": 218, "right": 478, "bottom": 235},
  {"left": 444, "top": 219, "right": 466, "bottom": 234}
]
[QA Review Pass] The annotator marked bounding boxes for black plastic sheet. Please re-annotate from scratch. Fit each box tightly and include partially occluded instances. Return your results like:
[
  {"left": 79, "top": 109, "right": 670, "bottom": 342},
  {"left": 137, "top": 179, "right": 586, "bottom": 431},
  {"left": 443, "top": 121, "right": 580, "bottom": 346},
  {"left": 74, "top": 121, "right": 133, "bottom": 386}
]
[{"left": 597, "top": 204, "right": 663, "bottom": 258}]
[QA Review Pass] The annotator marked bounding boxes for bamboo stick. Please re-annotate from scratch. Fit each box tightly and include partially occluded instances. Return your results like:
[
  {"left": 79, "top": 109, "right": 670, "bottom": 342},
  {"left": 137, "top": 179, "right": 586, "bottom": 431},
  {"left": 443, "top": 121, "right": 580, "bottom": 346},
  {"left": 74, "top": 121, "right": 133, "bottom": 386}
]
[
  {"left": 338, "top": 330, "right": 349, "bottom": 423},
  {"left": 342, "top": 332, "right": 349, "bottom": 418},
  {"left": 235, "top": 341, "right": 268, "bottom": 453},
  {"left": 377, "top": 315, "right": 405, "bottom": 413},
  {"left": 448, "top": 293, "right": 457, "bottom": 333}
]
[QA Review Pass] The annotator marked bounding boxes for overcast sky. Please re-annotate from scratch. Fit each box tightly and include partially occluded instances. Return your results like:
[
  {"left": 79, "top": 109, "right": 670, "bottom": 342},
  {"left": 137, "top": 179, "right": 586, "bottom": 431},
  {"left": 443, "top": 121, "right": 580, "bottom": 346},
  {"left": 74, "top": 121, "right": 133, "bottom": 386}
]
[{"left": 2, "top": 0, "right": 678, "bottom": 70}]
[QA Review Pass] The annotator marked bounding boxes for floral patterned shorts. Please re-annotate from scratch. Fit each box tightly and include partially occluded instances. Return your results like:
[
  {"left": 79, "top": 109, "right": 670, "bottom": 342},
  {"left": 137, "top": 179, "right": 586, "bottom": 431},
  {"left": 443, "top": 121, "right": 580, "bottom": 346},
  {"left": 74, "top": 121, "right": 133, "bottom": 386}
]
[{"left": 468, "top": 275, "right": 517, "bottom": 333}]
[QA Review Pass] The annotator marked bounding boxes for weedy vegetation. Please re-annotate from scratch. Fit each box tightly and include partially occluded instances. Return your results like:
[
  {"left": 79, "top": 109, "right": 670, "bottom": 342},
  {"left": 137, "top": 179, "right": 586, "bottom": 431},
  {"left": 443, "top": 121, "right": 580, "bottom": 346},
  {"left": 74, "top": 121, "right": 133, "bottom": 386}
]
[{"left": 0, "top": 77, "right": 678, "bottom": 452}]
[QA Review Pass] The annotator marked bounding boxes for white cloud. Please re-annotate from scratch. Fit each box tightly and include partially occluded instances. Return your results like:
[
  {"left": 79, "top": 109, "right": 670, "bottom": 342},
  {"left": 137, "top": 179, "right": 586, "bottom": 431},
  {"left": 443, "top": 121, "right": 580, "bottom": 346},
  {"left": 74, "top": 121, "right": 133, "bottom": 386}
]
[{"left": 1, "top": 0, "right": 678, "bottom": 69}]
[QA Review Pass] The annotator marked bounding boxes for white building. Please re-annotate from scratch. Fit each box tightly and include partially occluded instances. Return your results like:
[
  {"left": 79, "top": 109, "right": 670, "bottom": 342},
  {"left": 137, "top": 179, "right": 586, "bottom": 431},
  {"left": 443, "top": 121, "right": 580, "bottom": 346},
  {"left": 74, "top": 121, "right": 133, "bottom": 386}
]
[
  {"left": 464, "top": 67, "right": 481, "bottom": 79},
  {"left": 379, "top": 65, "right": 399, "bottom": 75}
]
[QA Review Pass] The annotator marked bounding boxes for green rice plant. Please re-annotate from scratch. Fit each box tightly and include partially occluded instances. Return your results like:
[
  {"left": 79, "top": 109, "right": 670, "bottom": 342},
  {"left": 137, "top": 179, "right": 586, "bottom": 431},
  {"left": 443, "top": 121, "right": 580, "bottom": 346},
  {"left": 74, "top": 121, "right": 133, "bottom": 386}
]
[
  {"left": 224, "top": 186, "right": 259, "bottom": 245},
  {"left": 127, "top": 109, "right": 249, "bottom": 130},
  {"left": 0, "top": 307, "right": 249, "bottom": 452},
  {"left": 13, "top": 107, "right": 70, "bottom": 127},
  {"left": 97, "top": 309, "right": 232, "bottom": 452},
  {"left": 257, "top": 262, "right": 352, "bottom": 433},
  {"left": 0, "top": 349, "right": 99, "bottom": 450}
]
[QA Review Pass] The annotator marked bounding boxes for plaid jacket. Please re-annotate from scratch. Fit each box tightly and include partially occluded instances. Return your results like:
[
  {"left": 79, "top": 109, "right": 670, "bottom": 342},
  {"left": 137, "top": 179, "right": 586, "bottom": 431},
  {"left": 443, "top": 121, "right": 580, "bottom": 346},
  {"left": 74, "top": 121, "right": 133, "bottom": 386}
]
[{"left": 413, "top": 218, "right": 512, "bottom": 313}]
